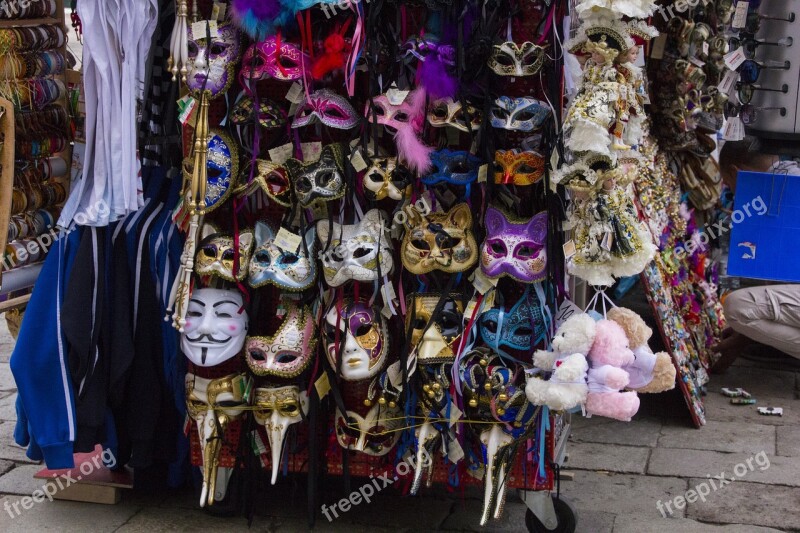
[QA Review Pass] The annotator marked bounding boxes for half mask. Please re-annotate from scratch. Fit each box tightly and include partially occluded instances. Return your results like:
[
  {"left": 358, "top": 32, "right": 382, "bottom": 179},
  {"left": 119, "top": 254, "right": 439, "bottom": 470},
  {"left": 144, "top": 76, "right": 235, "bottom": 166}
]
[
  {"left": 407, "top": 293, "right": 465, "bottom": 364},
  {"left": 479, "top": 296, "right": 546, "bottom": 352},
  {"left": 490, "top": 96, "right": 551, "bottom": 131},
  {"left": 363, "top": 157, "right": 412, "bottom": 201},
  {"left": 494, "top": 150, "right": 546, "bottom": 186},
  {"left": 235, "top": 160, "right": 291, "bottom": 207},
  {"left": 239, "top": 35, "right": 310, "bottom": 84},
  {"left": 195, "top": 225, "right": 254, "bottom": 282},
  {"left": 481, "top": 207, "right": 547, "bottom": 283},
  {"left": 181, "top": 288, "right": 248, "bottom": 367},
  {"left": 292, "top": 89, "right": 359, "bottom": 130},
  {"left": 427, "top": 98, "right": 482, "bottom": 132},
  {"left": 323, "top": 299, "right": 389, "bottom": 381},
  {"left": 487, "top": 41, "right": 545, "bottom": 76},
  {"left": 253, "top": 385, "right": 309, "bottom": 484},
  {"left": 421, "top": 149, "right": 482, "bottom": 187},
  {"left": 186, "top": 22, "right": 242, "bottom": 97},
  {"left": 401, "top": 203, "right": 478, "bottom": 274},
  {"left": 246, "top": 303, "right": 317, "bottom": 377},
  {"left": 317, "top": 209, "right": 393, "bottom": 287},
  {"left": 334, "top": 401, "right": 401, "bottom": 456},
  {"left": 248, "top": 222, "right": 317, "bottom": 290},
  {"left": 182, "top": 130, "right": 239, "bottom": 213},
  {"left": 229, "top": 96, "right": 286, "bottom": 129},
  {"left": 284, "top": 144, "right": 347, "bottom": 207}
]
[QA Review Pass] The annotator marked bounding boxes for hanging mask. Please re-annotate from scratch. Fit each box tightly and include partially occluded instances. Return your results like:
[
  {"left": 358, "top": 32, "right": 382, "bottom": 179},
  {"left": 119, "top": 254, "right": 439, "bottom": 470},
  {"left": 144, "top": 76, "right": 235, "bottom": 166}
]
[
  {"left": 195, "top": 224, "right": 255, "bottom": 282},
  {"left": 407, "top": 293, "right": 465, "bottom": 364},
  {"left": 284, "top": 144, "right": 347, "bottom": 207},
  {"left": 363, "top": 157, "right": 412, "bottom": 202},
  {"left": 368, "top": 93, "right": 423, "bottom": 132},
  {"left": 335, "top": 401, "right": 401, "bottom": 456},
  {"left": 367, "top": 90, "right": 432, "bottom": 174},
  {"left": 181, "top": 288, "right": 248, "bottom": 367},
  {"left": 487, "top": 41, "right": 545, "bottom": 77},
  {"left": 402, "top": 36, "right": 456, "bottom": 65},
  {"left": 253, "top": 385, "right": 309, "bottom": 485},
  {"left": 248, "top": 222, "right": 317, "bottom": 290},
  {"left": 186, "top": 22, "right": 242, "bottom": 97},
  {"left": 401, "top": 203, "right": 478, "bottom": 274},
  {"left": 316, "top": 209, "right": 394, "bottom": 287},
  {"left": 323, "top": 299, "right": 389, "bottom": 381},
  {"left": 185, "top": 373, "right": 249, "bottom": 507},
  {"left": 246, "top": 303, "right": 317, "bottom": 377},
  {"left": 427, "top": 98, "right": 482, "bottom": 132},
  {"left": 481, "top": 207, "right": 547, "bottom": 283},
  {"left": 494, "top": 150, "right": 546, "bottom": 186},
  {"left": 182, "top": 130, "right": 239, "bottom": 213},
  {"left": 239, "top": 35, "right": 310, "bottom": 84},
  {"left": 292, "top": 89, "right": 359, "bottom": 130},
  {"left": 479, "top": 296, "right": 546, "bottom": 352},
  {"left": 421, "top": 149, "right": 482, "bottom": 187},
  {"left": 230, "top": 96, "right": 286, "bottom": 129},
  {"left": 490, "top": 96, "right": 551, "bottom": 131},
  {"left": 235, "top": 160, "right": 291, "bottom": 207}
]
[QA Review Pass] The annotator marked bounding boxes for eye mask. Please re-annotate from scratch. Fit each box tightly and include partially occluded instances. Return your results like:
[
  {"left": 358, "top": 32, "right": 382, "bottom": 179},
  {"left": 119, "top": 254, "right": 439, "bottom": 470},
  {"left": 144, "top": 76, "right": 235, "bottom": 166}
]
[
  {"left": 292, "top": 89, "right": 359, "bottom": 130},
  {"left": 401, "top": 203, "right": 478, "bottom": 274},
  {"left": 248, "top": 222, "right": 317, "bottom": 290},
  {"left": 490, "top": 96, "right": 551, "bottom": 131},
  {"left": 481, "top": 206, "right": 547, "bottom": 283}
]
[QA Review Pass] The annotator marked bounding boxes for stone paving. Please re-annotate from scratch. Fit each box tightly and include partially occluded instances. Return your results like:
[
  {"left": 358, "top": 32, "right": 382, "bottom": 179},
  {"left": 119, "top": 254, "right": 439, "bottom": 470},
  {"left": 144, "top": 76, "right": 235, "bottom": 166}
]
[{"left": 0, "top": 317, "right": 798, "bottom": 532}]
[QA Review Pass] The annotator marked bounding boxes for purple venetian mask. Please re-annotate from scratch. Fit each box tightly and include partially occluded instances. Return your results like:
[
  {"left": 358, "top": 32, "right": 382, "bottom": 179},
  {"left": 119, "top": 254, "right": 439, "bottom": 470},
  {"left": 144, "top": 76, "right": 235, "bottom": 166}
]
[
  {"left": 292, "top": 89, "right": 359, "bottom": 130},
  {"left": 187, "top": 22, "right": 242, "bottom": 97},
  {"left": 239, "top": 35, "right": 310, "bottom": 86},
  {"left": 481, "top": 206, "right": 547, "bottom": 283},
  {"left": 322, "top": 299, "right": 389, "bottom": 381}
]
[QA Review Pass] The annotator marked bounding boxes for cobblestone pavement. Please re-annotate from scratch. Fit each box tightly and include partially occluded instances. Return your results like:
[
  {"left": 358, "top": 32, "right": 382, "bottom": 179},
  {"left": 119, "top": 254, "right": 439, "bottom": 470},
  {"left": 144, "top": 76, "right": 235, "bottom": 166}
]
[{"left": 0, "top": 317, "right": 797, "bottom": 532}]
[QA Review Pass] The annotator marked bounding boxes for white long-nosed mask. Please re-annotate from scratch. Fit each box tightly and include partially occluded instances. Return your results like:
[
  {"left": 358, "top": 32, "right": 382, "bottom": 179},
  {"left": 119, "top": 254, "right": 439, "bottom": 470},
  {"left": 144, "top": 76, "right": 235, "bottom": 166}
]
[{"left": 253, "top": 385, "right": 309, "bottom": 485}]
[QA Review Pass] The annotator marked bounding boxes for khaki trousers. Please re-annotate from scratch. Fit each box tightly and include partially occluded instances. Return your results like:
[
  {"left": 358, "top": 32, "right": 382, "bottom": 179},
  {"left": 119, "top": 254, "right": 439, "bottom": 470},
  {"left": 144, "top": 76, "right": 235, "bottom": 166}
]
[{"left": 723, "top": 284, "right": 800, "bottom": 359}]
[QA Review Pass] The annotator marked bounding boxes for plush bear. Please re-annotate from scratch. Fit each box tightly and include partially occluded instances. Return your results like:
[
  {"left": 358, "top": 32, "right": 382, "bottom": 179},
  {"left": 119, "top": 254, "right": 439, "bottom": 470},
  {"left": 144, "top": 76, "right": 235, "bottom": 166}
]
[
  {"left": 607, "top": 307, "right": 676, "bottom": 394},
  {"left": 525, "top": 352, "right": 589, "bottom": 411},
  {"left": 585, "top": 319, "right": 640, "bottom": 421}
]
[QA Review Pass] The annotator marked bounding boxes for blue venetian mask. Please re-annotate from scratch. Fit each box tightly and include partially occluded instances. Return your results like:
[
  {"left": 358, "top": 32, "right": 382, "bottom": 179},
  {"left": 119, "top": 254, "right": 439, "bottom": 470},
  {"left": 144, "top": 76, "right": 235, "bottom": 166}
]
[
  {"left": 203, "top": 129, "right": 238, "bottom": 212},
  {"left": 247, "top": 222, "right": 317, "bottom": 291},
  {"left": 479, "top": 294, "right": 545, "bottom": 353},
  {"left": 490, "top": 96, "right": 551, "bottom": 131},
  {"left": 421, "top": 149, "right": 482, "bottom": 189}
]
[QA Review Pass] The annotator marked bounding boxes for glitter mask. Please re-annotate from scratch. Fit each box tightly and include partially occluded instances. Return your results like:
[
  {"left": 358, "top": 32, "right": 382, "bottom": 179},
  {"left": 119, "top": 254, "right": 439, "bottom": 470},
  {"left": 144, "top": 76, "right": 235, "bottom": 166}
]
[
  {"left": 245, "top": 303, "right": 317, "bottom": 378},
  {"left": 335, "top": 402, "right": 402, "bottom": 456},
  {"left": 181, "top": 288, "right": 248, "bottom": 367},
  {"left": 292, "top": 89, "right": 359, "bottom": 129},
  {"left": 253, "top": 385, "right": 309, "bottom": 484},
  {"left": 239, "top": 35, "right": 310, "bottom": 84},
  {"left": 401, "top": 203, "right": 478, "bottom": 274},
  {"left": 481, "top": 207, "right": 547, "bottom": 283},
  {"left": 317, "top": 209, "right": 394, "bottom": 287},
  {"left": 284, "top": 144, "right": 347, "bottom": 207},
  {"left": 195, "top": 225, "right": 255, "bottom": 282},
  {"left": 186, "top": 22, "right": 242, "bottom": 97},
  {"left": 323, "top": 299, "right": 389, "bottom": 381},
  {"left": 490, "top": 96, "right": 551, "bottom": 131},
  {"left": 248, "top": 222, "right": 317, "bottom": 290},
  {"left": 363, "top": 157, "right": 413, "bottom": 201},
  {"left": 421, "top": 149, "right": 482, "bottom": 187},
  {"left": 368, "top": 94, "right": 421, "bottom": 132},
  {"left": 229, "top": 96, "right": 286, "bottom": 129},
  {"left": 407, "top": 293, "right": 465, "bottom": 364},
  {"left": 487, "top": 41, "right": 545, "bottom": 76},
  {"left": 427, "top": 98, "right": 482, "bottom": 132},
  {"left": 182, "top": 130, "right": 239, "bottom": 213},
  {"left": 479, "top": 295, "right": 546, "bottom": 352},
  {"left": 494, "top": 150, "right": 546, "bottom": 185},
  {"left": 235, "top": 160, "right": 291, "bottom": 207},
  {"left": 402, "top": 36, "right": 456, "bottom": 65}
]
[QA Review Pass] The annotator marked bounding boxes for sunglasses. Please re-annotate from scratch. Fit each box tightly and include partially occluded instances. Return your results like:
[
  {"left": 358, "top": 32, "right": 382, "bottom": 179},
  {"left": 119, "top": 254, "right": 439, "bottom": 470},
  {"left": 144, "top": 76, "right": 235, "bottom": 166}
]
[
  {"left": 744, "top": 11, "right": 795, "bottom": 33},
  {"left": 728, "top": 36, "right": 793, "bottom": 59},
  {"left": 738, "top": 59, "right": 791, "bottom": 84},
  {"left": 726, "top": 102, "right": 787, "bottom": 125},
  {"left": 737, "top": 82, "right": 789, "bottom": 104}
]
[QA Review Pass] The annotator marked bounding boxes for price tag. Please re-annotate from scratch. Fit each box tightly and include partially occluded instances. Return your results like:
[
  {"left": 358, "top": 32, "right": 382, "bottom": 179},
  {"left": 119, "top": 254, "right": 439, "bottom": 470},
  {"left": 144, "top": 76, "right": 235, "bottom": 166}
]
[
  {"left": 268, "top": 143, "right": 294, "bottom": 164},
  {"left": 483, "top": 288, "right": 495, "bottom": 310},
  {"left": 563, "top": 239, "right": 577, "bottom": 260},
  {"left": 191, "top": 20, "right": 218, "bottom": 39},
  {"left": 449, "top": 402, "right": 463, "bottom": 427},
  {"left": 471, "top": 269, "right": 498, "bottom": 294},
  {"left": 723, "top": 47, "right": 746, "bottom": 71},
  {"left": 386, "top": 86, "right": 410, "bottom": 105},
  {"left": 555, "top": 298, "right": 582, "bottom": 329},
  {"left": 550, "top": 148, "right": 560, "bottom": 171},
  {"left": 464, "top": 296, "right": 479, "bottom": 320},
  {"left": 274, "top": 227, "right": 303, "bottom": 252},
  {"left": 177, "top": 95, "right": 197, "bottom": 125},
  {"left": 301, "top": 141, "right": 322, "bottom": 161},
  {"left": 213, "top": 1, "right": 226, "bottom": 20},
  {"left": 315, "top": 372, "right": 331, "bottom": 400},
  {"left": 689, "top": 56, "right": 705, "bottom": 68},
  {"left": 286, "top": 82, "right": 305, "bottom": 104},
  {"left": 311, "top": 201, "right": 328, "bottom": 220},
  {"left": 350, "top": 149, "right": 368, "bottom": 172},
  {"left": 650, "top": 34, "right": 667, "bottom": 60},
  {"left": 441, "top": 188, "right": 457, "bottom": 206},
  {"left": 702, "top": 41, "right": 709, "bottom": 57},
  {"left": 601, "top": 231, "right": 614, "bottom": 251},
  {"left": 386, "top": 361, "right": 403, "bottom": 389},
  {"left": 732, "top": 1, "right": 749, "bottom": 28},
  {"left": 478, "top": 164, "right": 488, "bottom": 183},
  {"left": 718, "top": 69, "right": 738, "bottom": 95},
  {"left": 723, "top": 116, "right": 745, "bottom": 141}
]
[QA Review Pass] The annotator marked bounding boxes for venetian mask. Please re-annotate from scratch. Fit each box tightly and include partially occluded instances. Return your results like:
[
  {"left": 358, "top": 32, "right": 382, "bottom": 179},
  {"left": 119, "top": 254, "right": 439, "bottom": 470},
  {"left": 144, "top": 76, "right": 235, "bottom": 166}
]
[
  {"left": 316, "top": 209, "right": 394, "bottom": 287},
  {"left": 195, "top": 225, "right": 254, "bottom": 282},
  {"left": 407, "top": 293, "right": 465, "bottom": 364},
  {"left": 368, "top": 92, "right": 421, "bottom": 132},
  {"left": 284, "top": 144, "right": 347, "bottom": 207},
  {"left": 421, "top": 149, "right": 482, "bottom": 187},
  {"left": 292, "top": 89, "right": 359, "bottom": 130},
  {"left": 185, "top": 373, "right": 249, "bottom": 507},
  {"left": 427, "top": 98, "right": 482, "bottom": 132},
  {"left": 401, "top": 203, "right": 478, "bottom": 274},
  {"left": 186, "top": 22, "right": 242, "bottom": 97},
  {"left": 248, "top": 222, "right": 317, "bottom": 290},
  {"left": 229, "top": 96, "right": 286, "bottom": 129},
  {"left": 481, "top": 207, "right": 547, "bottom": 283},
  {"left": 235, "top": 160, "right": 291, "bottom": 207},
  {"left": 494, "top": 150, "right": 546, "bottom": 186},
  {"left": 245, "top": 303, "right": 317, "bottom": 378},
  {"left": 181, "top": 288, "right": 248, "bottom": 367},
  {"left": 487, "top": 41, "right": 545, "bottom": 77},
  {"left": 479, "top": 296, "right": 546, "bottom": 353},
  {"left": 490, "top": 96, "right": 551, "bottom": 131},
  {"left": 363, "top": 157, "right": 412, "bottom": 201},
  {"left": 323, "top": 299, "right": 389, "bottom": 381},
  {"left": 335, "top": 401, "right": 402, "bottom": 456},
  {"left": 182, "top": 130, "right": 239, "bottom": 213},
  {"left": 253, "top": 385, "right": 309, "bottom": 484},
  {"left": 239, "top": 35, "right": 310, "bottom": 84}
]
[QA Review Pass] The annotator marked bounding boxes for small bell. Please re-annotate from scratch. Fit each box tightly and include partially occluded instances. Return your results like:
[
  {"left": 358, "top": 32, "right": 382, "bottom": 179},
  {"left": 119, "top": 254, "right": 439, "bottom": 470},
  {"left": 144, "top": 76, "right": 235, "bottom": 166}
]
[
  {"left": 432, "top": 382, "right": 441, "bottom": 391},
  {"left": 469, "top": 398, "right": 478, "bottom": 408},
  {"left": 514, "top": 421, "right": 522, "bottom": 428},
  {"left": 497, "top": 408, "right": 506, "bottom": 416},
  {"left": 498, "top": 393, "right": 508, "bottom": 402},
  {"left": 427, "top": 390, "right": 436, "bottom": 398},
  {"left": 388, "top": 401, "right": 397, "bottom": 409},
  {"left": 378, "top": 397, "right": 387, "bottom": 405},
  {"left": 364, "top": 399, "right": 373, "bottom": 407},
  {"left": 479, "top": 358, "right": 488, "bottom": 366},
  {"left": 423, "top": 384, "right": 431, "bottom": 392},
  {"left": 484, "top": 382, "right": 492, "bottom": 391}
]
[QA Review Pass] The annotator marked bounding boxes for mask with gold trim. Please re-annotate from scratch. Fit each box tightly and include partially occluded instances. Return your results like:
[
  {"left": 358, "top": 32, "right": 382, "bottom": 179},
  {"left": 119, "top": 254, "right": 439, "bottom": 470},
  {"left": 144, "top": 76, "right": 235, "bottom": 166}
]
[
  {"left": 186, "top": 22, "right": 242, "bottom": 97},
  {"left": 334, "top": 401, "right": 402, "bottom": 456},
  {"left": 182, "top": 130, "right": 239, "bottom": 213},
  {"left": 284, "top": 143, "right": 347, "bottom": 207},
  {"left": 194, "top": 224, "right": 254, "bottom": 282},
  {"left": 235, "top": 160, "right": 291, "bottom": 207},
  {"left": 362, "top": 157, "right": 412, "bottom": 201},
  {"left": 253, "top": 385, "right": 308, "bottom": 484},
  {"left": 494, "top": 150, "right": 545, "bottom": 186},
  {"left": 401, "top": 202, "right": 477, "bottom": 274},
  {"left": 407, "top": 293, "right": 465, "bottom": 364},
  {"left": 245, "top": 303, "right": 317, "bottom": 378},
  {"left": 323, "top": 299, "right": 389, "bottom": 381},
  {"left": 248, "top": 222, "right": 317, "bottom": 290}
]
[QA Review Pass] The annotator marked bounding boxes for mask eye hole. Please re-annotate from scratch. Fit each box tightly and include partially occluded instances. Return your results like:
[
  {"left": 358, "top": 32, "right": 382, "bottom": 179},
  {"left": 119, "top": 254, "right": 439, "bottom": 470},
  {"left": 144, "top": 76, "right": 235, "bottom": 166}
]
[
  {"left": 281, "top": 253, "right": 299, "bottom": 264},
  {"left": 483, "top": 319, "right": 498, "bottom": 333},
  {"left": 255, "top": 250, "right": 271, "bottom": 263},
  {"left": 494, "top": 162, "right": 505, "bottom": 174},
  {"left": 368, "top": 172, "right": 385, "bottom": 183},
  {"left": 202, "top": 245, "right": 218, "bottom": 257},
  {"left": 493, "top": 53, "right": 515, "bottom": 66},
  {"left": 323, "top": 321, "right": 339, "bottom": 339},
  {"left": 517, "top": 326, "right": 534, "bottom": 337},
  {"left": 222, "top": 249, "right": 235, "bottom": 261},
  {"left": 517, "top": 163, "right": 539, "bottom": 173},
  {"left": 249, "top": 348, "right": 267, "bottom": 361},
  {"left": 249, "top": 54, "right": 266, "bottom": 68},
  {"left": 515, "top": 111, "right": 534, "bottom": 122},
  {"left": 413, "top": 318, "right": 427, "bottom": 330},
  {"left": 492, "top": 108, "right": 509, "bottom": 120},
  {"left": 411, "top": 239, "right": 431, "bottom": 251},
  {"left": 432, "top": 106, "right": 448, "bottom": 119},
  {"left": 516, "top": 243, "right": 539, "bottom": 258},
  {"left": 208, "top": 166, "right": 223, "bottom": 179},
  {"left": 187, "top": 310, "right": 202, "bottom": 318},
  {"left": 438, "top": 313, "right": 460, "bottom": 330},
  {"left": 210, "top": 42, "right": 227, "bottom": 56},
  {"left": 372, "top": 104, "right": 386, "bottom": 117},
  {"left": 352, "top": 246, "right": 372, "bottom": 258},
  {"left": 278, "top": 56, "right": 298, "bottom": 69},
  {"left": 317, "top": 172, "right": 334, "bottom": 186},
  {"left": 437, "top": 234, "right": 459, "bottom": 250},
  {"left": 323, "top": 107, "right": 348, "bottom": 119},
  {"left": 188, "top": 42, "right": 199, "bottom": 57},
  {"left": 355, "top": 324, "right": 373, "bottom": 337},
  {"left": 394, "top": 111, "right": 409, "bottom": 122},
  {"left": 451, "top": 160, "right": 470, "bottom": 173},
  {"left": 295, "top": 176, "right": 312, "bottom": 193},
  {"left": 282, "top": 403, "right": 300, "bottom": 417},
  {"left": 276, "top": 353, "right": 298, "bottom": 364},
  {"left": 490, "top": 241, "right": 507, "bottom": 255}
]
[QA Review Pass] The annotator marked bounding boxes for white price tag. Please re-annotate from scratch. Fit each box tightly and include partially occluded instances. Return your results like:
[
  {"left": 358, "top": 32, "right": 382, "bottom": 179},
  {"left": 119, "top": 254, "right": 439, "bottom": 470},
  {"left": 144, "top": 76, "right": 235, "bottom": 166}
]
[
  {"left": 386, "top": 86, "right": 410, "bottom": 106},
  {"left": 478, "top": 164, "right": 488, "bottom": 183},
  {"left": 563, "top": 239, "right": 577, "bottom": 260},
  {"left": 350, "top": 149, "right": 368, "bottom": 172},
  {"left": 286, "top": 82, "right": 305, "bottom": 104},
  {"left": 448, "top": 402, "right": 463, "bottom": 427},
  {"left": 718, "top": 69, "right": 738, "bottom": 95},
  {"left": 268, "top": 143, "right": 294, "bottom": 164},
  {"left": 471, "top": 269, "right": 498, "bottom": 294},
  {"left": 732, "top": 1, "right": 749, "bottom": 29},
  {"left": 723, "top": 116, "right": 745, "bottom": 141},
  {"left": 689, "top": 56, "right": 705, "bottom": 68},
  {"left": 191, "top": 20, "right": 218, "bottom": 39},
  {"left": 555, "top": 298, "right": 582, "bottom": 329},
  {"left": 702, "top": 41, "right": 709, "bottom": 57},
  {"left": 724, "top": 48, "right": 746, "bottom": 71},
  {"left": 550, "top": 149, "right": 560, "bottom": 171},
  {"left": 301, "top": 142, "right": 322, "bottom": 161},
  {"left": 274, "top": 227, "right": 303, "bottom": 252}
]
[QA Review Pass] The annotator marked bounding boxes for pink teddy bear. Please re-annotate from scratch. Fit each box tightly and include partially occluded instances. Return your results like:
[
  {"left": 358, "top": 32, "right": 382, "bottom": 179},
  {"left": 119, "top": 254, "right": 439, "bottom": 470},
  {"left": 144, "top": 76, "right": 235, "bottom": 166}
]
[{"left": 585, "top": 319, "right": 640, "bottom": 421}]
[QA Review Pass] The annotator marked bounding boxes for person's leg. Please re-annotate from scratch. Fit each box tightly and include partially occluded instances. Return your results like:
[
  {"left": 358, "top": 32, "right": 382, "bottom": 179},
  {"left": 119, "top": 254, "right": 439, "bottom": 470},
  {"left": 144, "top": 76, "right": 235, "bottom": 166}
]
[{"left": 723, "top": 285, "right": 800, "bottom": 359}]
